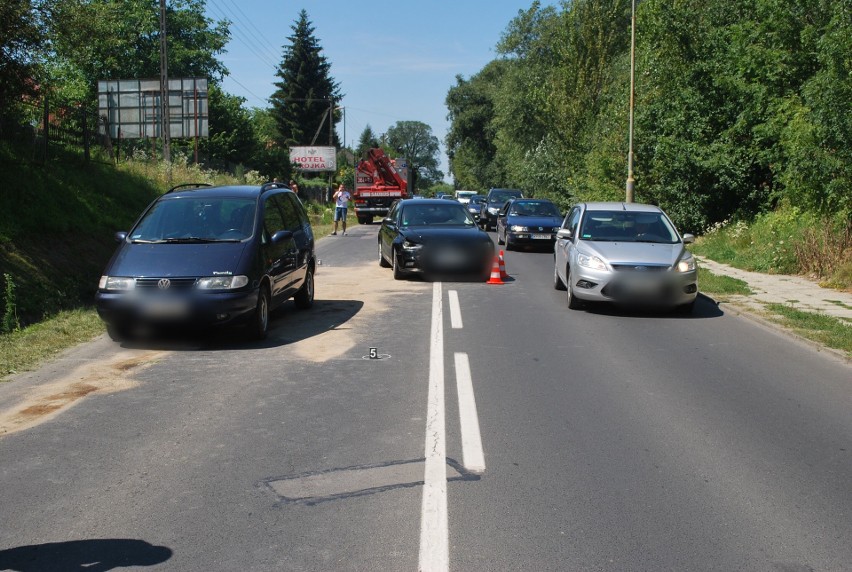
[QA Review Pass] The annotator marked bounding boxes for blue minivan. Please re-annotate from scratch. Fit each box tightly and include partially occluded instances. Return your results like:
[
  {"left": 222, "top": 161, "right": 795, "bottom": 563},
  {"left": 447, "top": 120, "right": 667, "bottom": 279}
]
[{"left": 95, "top": 182, "right": 315, "bottom": 341}]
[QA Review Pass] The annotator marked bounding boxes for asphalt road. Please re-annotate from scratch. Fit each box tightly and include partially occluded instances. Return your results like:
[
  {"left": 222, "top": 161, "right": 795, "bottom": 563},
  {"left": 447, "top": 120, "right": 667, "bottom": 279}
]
[{"left": 1, "top": 223, "right": 850, "bottom": 571}]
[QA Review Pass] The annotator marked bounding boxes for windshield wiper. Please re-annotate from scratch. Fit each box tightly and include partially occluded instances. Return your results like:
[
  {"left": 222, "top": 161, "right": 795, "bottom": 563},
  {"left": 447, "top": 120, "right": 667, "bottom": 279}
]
[{"left": 158, "top": 237, "right": 218, "bottom": 243}]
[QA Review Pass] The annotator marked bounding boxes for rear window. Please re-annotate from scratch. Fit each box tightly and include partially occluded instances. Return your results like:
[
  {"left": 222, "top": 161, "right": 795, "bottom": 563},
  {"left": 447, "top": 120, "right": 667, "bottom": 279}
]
[{"left": 489, "top": 190, "right": 522, "bottom": 203}]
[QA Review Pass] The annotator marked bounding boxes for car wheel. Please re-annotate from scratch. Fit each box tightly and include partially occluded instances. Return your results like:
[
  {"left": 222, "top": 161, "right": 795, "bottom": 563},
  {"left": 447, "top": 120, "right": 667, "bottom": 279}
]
[
  {"left": 553, "top": 259, "right": 566, "bottom": 290},
  {"left": 505, "top": 237, "right": 514, "bottom": 251},
  {"left": 497, "top": 229, "right": 504, "bottom": 245},
  {"left": 358, "top": 216, "right": 371, "bottom": 225},
  {"left": 294, "top": 267, "right": 314, "bottom": 309},
  {"left": 247, "top": 285, "right": 270, "bottom": 340},
  {"left": 392, "top": 249, "right": 404, "bottom": 280},
  {"left": 378, "top": 241, "right": 391, "bottom": 268},
  {"left": 106, "top": 323, "right": 133, "bottom": 342},
  {"left": 566, "top": 267, "right": 584, "bottom": 310}
]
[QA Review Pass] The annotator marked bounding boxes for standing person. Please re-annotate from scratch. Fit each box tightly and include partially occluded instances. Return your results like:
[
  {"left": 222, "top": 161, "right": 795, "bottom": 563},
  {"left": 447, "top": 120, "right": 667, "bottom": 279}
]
[
  {"left": 289, "top": 179, "right": 300, "bottom": 195},
  {"left": 331, "top": 184, "right": 350, "bottom": 236}
]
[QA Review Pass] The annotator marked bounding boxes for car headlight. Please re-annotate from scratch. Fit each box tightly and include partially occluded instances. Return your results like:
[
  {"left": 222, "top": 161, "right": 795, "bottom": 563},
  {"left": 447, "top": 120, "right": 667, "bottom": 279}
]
[
  {"left": 552, "top": 227, "right": 560, "bottom": 232},
  {"left": 676, "top": 255, "right": 696, "bottom": 273},
  {"left": 488, "top": 207, "right": 499, "bottom": 214},
  {"left": 510, "top": 225, "right": 528, "bottom": 232},
  {"left": 196, "top": 275, "right": 250, "bottom": 289},
  {"left": 577, "top": 253, "right": 607, "bottom": 271},
  {"left": 99, "top": 276, "right": 135, "bottom": 290},
  {"left": 402, "top": 240, "right": 422, "bottom": 251}
]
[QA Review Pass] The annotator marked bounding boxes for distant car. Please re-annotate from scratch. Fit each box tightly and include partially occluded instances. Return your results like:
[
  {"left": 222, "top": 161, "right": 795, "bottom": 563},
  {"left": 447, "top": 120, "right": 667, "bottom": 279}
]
[
  {"left": 378, "top": 198, "right": 494, "bottom": 280},
  {"left": 496, "top": 198, "right": 563, "bottom": 250},
  {"left": 454, "top": 190, "right": 477, "bottom": 204},
  {"left": 480, "top": 188, "right": 523, "bottom": 231},
  {"left": 553, "top": 202, "right": 698, "bottom": 312},
  {"left": 466, "top": 195, "right": 484, "bottom": 221},
  {"left": 95, "top": 182, "right": 316, "bottom": 341}
]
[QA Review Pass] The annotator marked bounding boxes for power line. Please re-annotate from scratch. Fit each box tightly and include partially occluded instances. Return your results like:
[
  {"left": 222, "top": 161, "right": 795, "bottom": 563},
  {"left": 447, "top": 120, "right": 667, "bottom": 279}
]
[{"left": 208, "top": 0, "right": 279, "bottom": 70}]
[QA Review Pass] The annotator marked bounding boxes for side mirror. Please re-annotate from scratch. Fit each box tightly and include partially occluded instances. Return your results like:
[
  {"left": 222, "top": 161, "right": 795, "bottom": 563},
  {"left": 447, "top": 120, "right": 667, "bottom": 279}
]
[
  {"left": 271, "top": 230, "right": 294, "bottom": 244},
  {"left": 682, "top": 233, "right": 695, "bottom": 244},
  {"left": 114, "top": 231, "right": 128, "bottom": 243},
  {"left": 556, "top": 228, "right": 573, "bottom": 240}
]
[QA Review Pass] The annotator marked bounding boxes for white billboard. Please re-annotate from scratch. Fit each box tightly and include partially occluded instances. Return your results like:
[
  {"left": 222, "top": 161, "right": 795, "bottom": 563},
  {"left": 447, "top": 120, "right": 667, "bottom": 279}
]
[{"left": 290, "top": 146, "right": 337, "bottom": 171}]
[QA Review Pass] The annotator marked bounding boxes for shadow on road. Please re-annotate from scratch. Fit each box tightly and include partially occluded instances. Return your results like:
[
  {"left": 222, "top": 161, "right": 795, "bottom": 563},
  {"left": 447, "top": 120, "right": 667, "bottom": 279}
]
[
  {"left": 0, "top": 539, "right": 172, "bottom": 571},
  {"left": 580, "top": 294, "right": 724, "bottom": 320},
  {"left": 118, "top": 298, "right": 365, "bottom": 351}
]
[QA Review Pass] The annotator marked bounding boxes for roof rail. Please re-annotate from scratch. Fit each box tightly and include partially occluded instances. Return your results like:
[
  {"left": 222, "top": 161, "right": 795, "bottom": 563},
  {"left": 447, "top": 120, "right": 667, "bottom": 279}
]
[
  {"left": 260, "top": 181, "right": 288, "bottom": 194},
  {"left": 165, "top": 183, "right": 212, "bottom": 194}
]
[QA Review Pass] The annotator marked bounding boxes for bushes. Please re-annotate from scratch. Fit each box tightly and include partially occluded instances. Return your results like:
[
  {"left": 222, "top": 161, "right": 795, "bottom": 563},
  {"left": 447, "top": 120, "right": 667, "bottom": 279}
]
[{"left": 693, "top": 205, "right": 852, "bottom": 288}]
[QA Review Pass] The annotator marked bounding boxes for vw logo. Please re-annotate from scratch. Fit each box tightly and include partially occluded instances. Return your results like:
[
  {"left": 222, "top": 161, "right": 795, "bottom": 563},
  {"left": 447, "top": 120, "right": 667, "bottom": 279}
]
[
  {"left": 538, "top": 226, "right": 544, "bottom": 231},
  {"left": 157, "top": 278, "right": 171, "bottom": 289}
]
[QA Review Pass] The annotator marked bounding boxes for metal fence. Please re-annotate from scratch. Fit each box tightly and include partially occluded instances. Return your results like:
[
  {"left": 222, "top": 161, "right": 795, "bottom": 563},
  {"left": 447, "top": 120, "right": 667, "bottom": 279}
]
[{"left": 0, "top": 97, "right": 110, "bottom": 163}]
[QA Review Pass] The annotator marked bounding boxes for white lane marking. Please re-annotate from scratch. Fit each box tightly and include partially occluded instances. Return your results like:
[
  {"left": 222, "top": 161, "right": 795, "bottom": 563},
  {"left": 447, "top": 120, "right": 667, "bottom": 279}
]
[
  {"left": 448, "top": 290, "right": 463, "bottom": 329},
  {"left": 454, "top": 353, "right": 486, "bottom": 474},
  {"left": 419, "top": 282, "right": 449, "bottom": 572}
]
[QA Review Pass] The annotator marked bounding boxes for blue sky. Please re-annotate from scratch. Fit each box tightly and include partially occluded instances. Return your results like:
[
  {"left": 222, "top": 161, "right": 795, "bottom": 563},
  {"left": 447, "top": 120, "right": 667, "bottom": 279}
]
[{"left": 203, "top": 0, "right": 557, "bottom": 180}]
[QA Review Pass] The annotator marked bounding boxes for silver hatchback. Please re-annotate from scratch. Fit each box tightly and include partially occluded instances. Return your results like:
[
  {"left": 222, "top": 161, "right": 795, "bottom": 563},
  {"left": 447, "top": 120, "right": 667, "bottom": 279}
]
[{"left": 553, "top": 202, "right": 698, "bottom": 313}]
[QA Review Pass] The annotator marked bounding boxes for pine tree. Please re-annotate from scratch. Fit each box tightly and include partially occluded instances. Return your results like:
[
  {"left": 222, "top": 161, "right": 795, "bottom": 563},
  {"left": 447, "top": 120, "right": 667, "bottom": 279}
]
[
  {"left": 270, "top": 10, "right": 342, "bottom": 148},
  {"left": 356, "top": 125, "right": 378, "bottom": 157}
]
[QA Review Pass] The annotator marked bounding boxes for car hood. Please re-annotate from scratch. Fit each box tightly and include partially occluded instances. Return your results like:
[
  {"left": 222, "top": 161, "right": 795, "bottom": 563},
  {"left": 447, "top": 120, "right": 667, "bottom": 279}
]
[
  {"left": 106, "top": 241, "right": 250, "bottom": 277},
  {"left": 506, "top": 215, "right": 562, "bottom": 228},
  {"left": 580, "top": 240, "right": 686, "bottom": 267},
  {"left": 401, "top": 226, "right": 489, "bottom": 243}
]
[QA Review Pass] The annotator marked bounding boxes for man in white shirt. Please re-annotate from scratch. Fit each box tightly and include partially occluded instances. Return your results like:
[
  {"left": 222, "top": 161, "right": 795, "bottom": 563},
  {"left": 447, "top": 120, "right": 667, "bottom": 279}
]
[{"left": 331, "top": 184, "right": 351, "bottom": 236}]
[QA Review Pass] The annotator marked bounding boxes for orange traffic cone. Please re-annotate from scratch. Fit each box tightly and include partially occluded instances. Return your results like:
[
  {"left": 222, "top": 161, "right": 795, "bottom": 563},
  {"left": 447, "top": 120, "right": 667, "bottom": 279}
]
[
  {"left": 486, "top": 255, "right": 504, "bottom": 284},
  {"left": 498, "top": 250, "right": 508, "bottom": 279}
]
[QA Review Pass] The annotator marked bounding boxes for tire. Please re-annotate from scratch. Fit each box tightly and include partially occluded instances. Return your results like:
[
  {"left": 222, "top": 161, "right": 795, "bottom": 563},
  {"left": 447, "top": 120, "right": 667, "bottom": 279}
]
[
  {"left": 378, "top": 241, "right": 391, "bottom": 267},
  {"left": 553, "top": 259, "right": 566, "bottom": 290},
  {"left": 358, "top": 216, "right": 371, "bottom": 225},
  {"left": 566, "top": 267, "right": 584, "bottom": 310},
  {"left": 106, "top": 323, "right": 133, "bottom": 342},
  {"left": 294, "top": 267, "right": 314, "bottom": 309},
  {"left": 392, "top": 249, "right": 404, "bottom": 280},
  {"left": 247, "top": 285, "right": 270, "bottom": 340},
  {"left": 505, "top": 238, "right": 514, "bottom": 251},
  {"left": 497, "top": 229, "right": 505, "bottom": 245}
]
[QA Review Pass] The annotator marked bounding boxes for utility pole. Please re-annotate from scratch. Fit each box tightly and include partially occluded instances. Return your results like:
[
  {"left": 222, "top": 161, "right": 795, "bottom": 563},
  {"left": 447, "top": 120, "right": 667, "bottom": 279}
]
[
  {"left": 625, "top": 0, "right": 636, "bottom": 203},
  {"left": 159, "top": 0, "right": 171, "bottom": 162}
]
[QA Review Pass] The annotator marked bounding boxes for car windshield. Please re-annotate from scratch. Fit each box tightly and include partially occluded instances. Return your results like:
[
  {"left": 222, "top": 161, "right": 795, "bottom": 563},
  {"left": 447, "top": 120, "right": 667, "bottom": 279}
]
[
  {"left": 130, "top": 197, "right": 256, "bottom": 242},
  {"left": 400, "top": 203, "right": 476, "bottom": 227},
  {"left": 579, "top": 211, "right": 679, "bottom": 243},
  {"left": 489, "top": 191, "right": 521, "bottom": 203},
  {"left": 509, "top": 201, "right": 560, "bottom": 217}
]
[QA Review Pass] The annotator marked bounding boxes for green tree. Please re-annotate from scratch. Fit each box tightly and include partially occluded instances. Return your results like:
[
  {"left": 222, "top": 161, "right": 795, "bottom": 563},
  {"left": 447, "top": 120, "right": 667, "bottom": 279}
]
[
  {"left": 445, "top": 60, "right": 508, "bottom": 191},
  {"left": 385, "top": 120, "right": 443, "bottom": 190},
  {"left": 247, "top": 106, "right": 291, "bottom": 180},
  {"left": 356, "top": 124, "right": 378, "bottom": 157},
  {"left": 198, "top": 85, "right": 255, "bottom": 171},
  {"left": 0, "top": 0, "right": 42, "bottom": 113},
  {"left": 44, "top": 0, "right": 230, "bottom": 105},
  {"left": 269, "top": 10, "right": 342, "bottom": 147}
]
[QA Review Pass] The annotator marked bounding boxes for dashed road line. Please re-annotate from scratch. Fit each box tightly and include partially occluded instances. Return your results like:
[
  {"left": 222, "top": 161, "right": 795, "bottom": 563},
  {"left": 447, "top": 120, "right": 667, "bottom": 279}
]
[
  {"left": 448, "top": 290, "right": 463, "bottom": 329},
  {"left": 454, "top": 352, "right": 485, "bottom": 474}
]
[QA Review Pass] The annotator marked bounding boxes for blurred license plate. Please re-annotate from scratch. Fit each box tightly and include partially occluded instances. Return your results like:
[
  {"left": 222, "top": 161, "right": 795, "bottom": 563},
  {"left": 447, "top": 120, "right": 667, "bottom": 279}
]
[
  {"left": 531, "top": 233, "right": 551, "bottom": 239},
  {"left": 142, "top": 299, "right": 189, "bottom": 317},
  {"left": 434, "top": 250, "right": 466, "bottom": 266},
  {"left": 624, "top": 278, "right": 659, "bottom": 295}
]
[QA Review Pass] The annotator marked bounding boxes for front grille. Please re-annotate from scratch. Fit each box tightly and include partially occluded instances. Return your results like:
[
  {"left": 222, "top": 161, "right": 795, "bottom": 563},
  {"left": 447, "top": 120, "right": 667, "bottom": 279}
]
[
  {"left": 611, "top": 264, "right": 670, "bottom": 272},
  {"left": 135, "top": 277, "right": 198, "bottom": 290}
]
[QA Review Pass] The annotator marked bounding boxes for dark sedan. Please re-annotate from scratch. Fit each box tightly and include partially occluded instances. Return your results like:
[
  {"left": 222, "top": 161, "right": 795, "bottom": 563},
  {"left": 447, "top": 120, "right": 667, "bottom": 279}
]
[
  {"left": 496, "top": 198, "right": 563, "bottom": 250},
  {"left": 378, "top": 199, "right": 494, "bottom": 280}
]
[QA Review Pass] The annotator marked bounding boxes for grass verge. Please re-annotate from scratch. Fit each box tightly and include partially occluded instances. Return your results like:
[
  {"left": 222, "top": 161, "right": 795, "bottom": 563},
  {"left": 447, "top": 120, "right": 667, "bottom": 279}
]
[
  {"left": 697, "top": 267, "right": 752, "bottom": 298},
  {"left": 1, "top": 308, "right": 103, "bottom": 380},
  {"left": 763, "top": 303, "right": 852, "bottom": 357}
]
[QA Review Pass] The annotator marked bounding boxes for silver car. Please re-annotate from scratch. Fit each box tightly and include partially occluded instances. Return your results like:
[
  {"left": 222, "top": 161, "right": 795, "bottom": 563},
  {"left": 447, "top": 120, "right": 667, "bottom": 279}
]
[{"left": 553, "top": 202, "right": 698, "bottom": 313}]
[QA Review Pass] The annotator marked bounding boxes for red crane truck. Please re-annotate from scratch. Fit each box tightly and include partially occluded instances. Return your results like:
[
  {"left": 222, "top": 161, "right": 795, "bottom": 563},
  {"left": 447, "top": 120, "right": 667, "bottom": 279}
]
[{"left": 353, "top": 148, "right": 409, "bottom": 224}]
